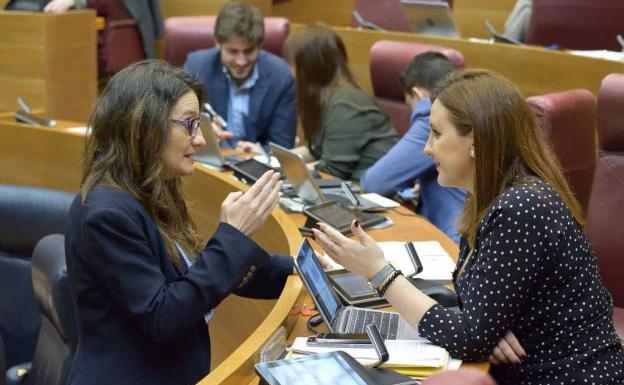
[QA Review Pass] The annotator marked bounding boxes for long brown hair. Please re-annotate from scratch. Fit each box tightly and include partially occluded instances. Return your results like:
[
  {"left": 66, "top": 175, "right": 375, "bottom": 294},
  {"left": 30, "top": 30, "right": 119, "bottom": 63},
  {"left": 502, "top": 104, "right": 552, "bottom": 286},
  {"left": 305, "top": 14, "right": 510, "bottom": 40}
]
[
  {"left": 81, "top": 60, "right": 205, "bottom": 266},
  {"left": 283, "top": 24, "right": 360, "bottom": 144},
  {"left": 432, "top": 69, "right": 585, "bottom": 247}
]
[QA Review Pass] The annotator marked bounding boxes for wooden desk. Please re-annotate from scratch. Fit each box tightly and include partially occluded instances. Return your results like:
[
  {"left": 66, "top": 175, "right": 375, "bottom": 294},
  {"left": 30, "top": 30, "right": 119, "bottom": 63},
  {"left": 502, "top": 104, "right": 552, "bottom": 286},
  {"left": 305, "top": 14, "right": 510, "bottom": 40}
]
[
  {"left": 160, "top": 0, "right": 272, "bottom": 19},
  {"left": 271, "top": 0, "right": 516, "bottom": 39},
  {"left": 0, "top": 118, "right": 487, "bottom": 384},
  {"left": 290, "top": 24, "right": 624, "bottom": 98},
  {"left": 0, "top": 10, "right": 97, "bottom": 122}
]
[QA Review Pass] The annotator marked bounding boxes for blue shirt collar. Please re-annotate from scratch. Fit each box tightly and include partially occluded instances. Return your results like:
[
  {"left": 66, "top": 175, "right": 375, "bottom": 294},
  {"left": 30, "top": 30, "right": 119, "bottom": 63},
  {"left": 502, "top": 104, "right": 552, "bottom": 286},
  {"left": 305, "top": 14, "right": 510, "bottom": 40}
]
[{"left": 223, "top": 63, "right": 260, "bottom": 91}]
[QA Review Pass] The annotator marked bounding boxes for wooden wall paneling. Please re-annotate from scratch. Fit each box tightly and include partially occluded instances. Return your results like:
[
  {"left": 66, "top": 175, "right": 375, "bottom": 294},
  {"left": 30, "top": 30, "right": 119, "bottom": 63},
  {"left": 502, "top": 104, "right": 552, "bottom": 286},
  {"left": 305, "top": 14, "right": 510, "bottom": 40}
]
[
  {"left": 295, "top": 25, "right": 624, "bottom": 98},
  {"left": 0, "top": 11, "right": 97, "bottom": 122},
  {"left": 453, "top": 0, "right": 517, "bottom": 39},
  {"left": 271, "top": 0, "right": 354, "bottom": 26},
  {"left": 160, "top": 0, "right": 272, "bottom": 19}
]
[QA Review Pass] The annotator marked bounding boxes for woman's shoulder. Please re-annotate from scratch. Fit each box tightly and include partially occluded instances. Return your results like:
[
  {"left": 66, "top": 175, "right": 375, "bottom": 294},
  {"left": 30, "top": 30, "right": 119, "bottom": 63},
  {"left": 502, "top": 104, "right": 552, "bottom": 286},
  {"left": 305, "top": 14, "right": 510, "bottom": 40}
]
[
  {"left": 482, "top": 178, "right": 568, "bottom": 228},
  {"left": 82, "top": 187, "right": 147, "bottom": 220},
  {"left": 329, "top": 83, "right": 373, "bottom": 105}
]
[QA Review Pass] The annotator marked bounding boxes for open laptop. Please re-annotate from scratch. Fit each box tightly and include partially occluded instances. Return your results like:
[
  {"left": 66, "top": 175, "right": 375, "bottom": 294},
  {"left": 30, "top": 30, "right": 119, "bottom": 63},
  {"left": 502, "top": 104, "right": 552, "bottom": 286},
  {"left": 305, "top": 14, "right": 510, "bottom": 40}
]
[
  {"left": 294, "top": 239, "right": 420, "bottom": 340},
  {"left": 400, "top": 0, "right": 460, "bottom": 38},
  {"left": 194, "top": 114, "right": 243, "bottom": 168},
  {"left": 269, "top": 142, "right": 383, "bottom": 211}
]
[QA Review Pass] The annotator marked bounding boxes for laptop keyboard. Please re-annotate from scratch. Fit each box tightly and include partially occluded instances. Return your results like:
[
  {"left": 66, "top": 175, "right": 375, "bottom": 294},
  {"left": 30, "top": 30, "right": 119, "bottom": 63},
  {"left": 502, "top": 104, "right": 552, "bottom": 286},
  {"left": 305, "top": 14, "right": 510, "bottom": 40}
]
[{"left": 344, "top": 308, "right": 400, "bottom": 340}]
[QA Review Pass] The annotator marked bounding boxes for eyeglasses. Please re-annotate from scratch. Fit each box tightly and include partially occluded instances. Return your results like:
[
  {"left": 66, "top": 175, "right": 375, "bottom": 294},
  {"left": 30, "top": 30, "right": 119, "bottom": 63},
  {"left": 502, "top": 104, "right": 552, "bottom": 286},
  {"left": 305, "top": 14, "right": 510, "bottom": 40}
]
[{"left": 170, "top": 117, "right": 201, "bottom": 138}]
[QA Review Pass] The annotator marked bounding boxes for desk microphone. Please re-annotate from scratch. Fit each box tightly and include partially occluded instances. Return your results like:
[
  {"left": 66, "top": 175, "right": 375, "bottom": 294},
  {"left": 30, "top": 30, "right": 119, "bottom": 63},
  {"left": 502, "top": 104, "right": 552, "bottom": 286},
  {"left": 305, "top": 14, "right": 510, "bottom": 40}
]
[{"left": 203, "top": 103, "right": 228, "bottom": 129}]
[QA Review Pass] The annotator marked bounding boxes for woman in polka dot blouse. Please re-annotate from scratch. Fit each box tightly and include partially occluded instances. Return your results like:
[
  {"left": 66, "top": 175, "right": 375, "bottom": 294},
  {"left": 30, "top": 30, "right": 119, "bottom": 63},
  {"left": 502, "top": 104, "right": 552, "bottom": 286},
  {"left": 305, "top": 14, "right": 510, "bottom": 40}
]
[{"left": 313, "top": 69, "right": 624, "bottom": 385}]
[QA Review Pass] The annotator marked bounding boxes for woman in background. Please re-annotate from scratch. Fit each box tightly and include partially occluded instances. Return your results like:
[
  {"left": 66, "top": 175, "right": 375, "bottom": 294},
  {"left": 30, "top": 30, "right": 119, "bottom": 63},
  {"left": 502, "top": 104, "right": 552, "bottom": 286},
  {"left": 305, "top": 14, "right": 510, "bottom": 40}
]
[
  {"left": 313, "top": 69, "right": 624, "bottom": 385},
  {"left": 283, "top": 24, "right": 397, "bottom": 181},
  {"left": 65, "top": 60, "right": 293, "bottom": 385}
]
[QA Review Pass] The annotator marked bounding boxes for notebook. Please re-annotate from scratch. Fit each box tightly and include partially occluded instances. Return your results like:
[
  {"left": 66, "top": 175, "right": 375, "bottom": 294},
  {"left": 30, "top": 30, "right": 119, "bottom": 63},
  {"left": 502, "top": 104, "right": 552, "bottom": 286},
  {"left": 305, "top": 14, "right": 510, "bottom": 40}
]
[
  {"left": 294, "top": 239, "right": 420, "bottom": 340},
  {"left": 400, "top": 0, "right": 460, "bottom": 38},
  {"left": 269, "top": 142, "right": 383, "bottom": 211}
]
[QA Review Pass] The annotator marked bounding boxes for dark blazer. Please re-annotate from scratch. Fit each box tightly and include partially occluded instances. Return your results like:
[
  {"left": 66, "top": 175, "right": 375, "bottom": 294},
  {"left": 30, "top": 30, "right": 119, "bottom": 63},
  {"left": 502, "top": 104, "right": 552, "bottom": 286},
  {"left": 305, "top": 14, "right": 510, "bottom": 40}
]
[
  {"left": 184, "top": 48, "right": 296, "bottom": 148},
  {"left": 64, "top": 187, "right": 293, "bottom": 385}
]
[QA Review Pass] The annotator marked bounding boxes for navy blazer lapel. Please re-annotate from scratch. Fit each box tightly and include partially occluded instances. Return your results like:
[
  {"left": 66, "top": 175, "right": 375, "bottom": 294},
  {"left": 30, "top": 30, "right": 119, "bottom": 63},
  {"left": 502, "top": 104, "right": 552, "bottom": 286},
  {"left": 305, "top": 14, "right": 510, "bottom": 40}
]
[{"left": 208, "top": 56, "right": 230, "bottom": 120}]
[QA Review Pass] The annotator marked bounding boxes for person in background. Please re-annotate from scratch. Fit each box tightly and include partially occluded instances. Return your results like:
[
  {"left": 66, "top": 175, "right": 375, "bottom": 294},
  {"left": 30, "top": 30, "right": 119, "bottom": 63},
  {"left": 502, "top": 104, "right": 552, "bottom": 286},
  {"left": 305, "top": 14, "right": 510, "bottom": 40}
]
[
  {"left": 283, "top": 24, "right": 397, "bottom": 181},
  {"left": 64, "top": 60, "right": 294, "bottom": 385},
  {"left": 360, "top": 52, "right": 466, "bottom": 242},
  {"left": 503, "top": 0, "right": 532, "bottom": 43},
  {"left": 184, "top": 1, "right": 296, "bottom": 153},
  {"left": 313, "top": 69, "right": 624, "bottom": 385},
  {"left": 44, "top": 0, "right": 163, "bottom": 71}
]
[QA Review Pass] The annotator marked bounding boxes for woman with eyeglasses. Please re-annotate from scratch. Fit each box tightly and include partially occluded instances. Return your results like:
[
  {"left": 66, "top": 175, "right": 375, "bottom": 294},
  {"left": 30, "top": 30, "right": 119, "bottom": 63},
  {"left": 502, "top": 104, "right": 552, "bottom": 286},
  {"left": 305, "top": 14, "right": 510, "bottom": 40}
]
[{"left": 64, "top": 60, "right": 294, "bottom": 385}]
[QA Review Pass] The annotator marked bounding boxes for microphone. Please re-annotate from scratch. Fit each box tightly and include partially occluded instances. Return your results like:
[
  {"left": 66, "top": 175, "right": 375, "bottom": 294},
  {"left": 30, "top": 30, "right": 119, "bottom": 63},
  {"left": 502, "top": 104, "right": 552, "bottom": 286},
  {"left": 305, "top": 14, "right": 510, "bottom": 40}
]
[{"left": 203, "top": 103, "right": 228, "bottom": 129}]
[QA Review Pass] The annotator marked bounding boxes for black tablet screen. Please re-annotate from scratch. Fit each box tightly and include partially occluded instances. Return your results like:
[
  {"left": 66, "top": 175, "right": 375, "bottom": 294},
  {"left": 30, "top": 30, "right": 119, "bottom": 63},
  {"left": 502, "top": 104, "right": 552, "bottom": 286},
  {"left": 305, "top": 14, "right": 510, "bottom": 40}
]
[
  {"left": 330, "top": 272, "right": 376, "bottom": 299},
  {"left": 256, "top": 352, "right": 367, "bottom": 385}
]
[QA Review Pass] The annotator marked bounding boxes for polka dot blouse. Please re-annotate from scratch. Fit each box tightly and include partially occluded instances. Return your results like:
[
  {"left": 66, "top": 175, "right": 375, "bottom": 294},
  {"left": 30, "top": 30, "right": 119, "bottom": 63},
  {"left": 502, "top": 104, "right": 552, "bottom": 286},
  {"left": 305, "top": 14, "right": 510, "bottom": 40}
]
[{"left": 418, "top": 178, "right": 624, "bottom": 385}]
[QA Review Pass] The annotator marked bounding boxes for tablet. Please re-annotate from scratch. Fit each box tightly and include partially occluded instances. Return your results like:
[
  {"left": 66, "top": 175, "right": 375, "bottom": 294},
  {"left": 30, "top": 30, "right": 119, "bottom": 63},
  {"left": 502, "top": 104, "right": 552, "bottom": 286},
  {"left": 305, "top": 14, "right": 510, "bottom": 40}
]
[
  {"left": 327, "top": 270, "right": 388, "bottom": 307},
  {"left": 255, "top": 351, "right": 368, "bottom": 385},
  {"left": 229, "top": 158, "right": 277, "bottom": 184},
  {"left": 303, "top": 201, "right": 387, "bottom": 235}
]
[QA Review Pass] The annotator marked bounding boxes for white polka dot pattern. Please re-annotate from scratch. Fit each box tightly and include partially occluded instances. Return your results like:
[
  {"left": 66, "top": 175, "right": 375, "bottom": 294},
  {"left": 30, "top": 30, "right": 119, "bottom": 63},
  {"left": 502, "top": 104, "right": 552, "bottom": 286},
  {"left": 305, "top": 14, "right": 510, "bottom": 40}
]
[{"left": 418, "top": 178, "right": 624, "bottom": 385}]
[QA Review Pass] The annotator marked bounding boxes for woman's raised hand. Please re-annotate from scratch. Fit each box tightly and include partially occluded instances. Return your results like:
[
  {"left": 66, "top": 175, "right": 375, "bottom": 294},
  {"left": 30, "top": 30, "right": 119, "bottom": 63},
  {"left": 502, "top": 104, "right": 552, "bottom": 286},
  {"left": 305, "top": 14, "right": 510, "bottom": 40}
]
[
  {"left": 312, "top": 220, "right": 387, "bottom": 279},
  {"left": 220, "top": 170, "right": 281, "bottom": 236}
]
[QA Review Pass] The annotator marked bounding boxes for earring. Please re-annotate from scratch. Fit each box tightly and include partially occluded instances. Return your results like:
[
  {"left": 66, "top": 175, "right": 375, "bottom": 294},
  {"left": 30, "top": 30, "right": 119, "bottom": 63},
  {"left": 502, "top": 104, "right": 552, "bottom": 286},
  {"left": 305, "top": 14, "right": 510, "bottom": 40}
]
[{"left": 470, "top": 148, "right": 475, "bottom": 158}]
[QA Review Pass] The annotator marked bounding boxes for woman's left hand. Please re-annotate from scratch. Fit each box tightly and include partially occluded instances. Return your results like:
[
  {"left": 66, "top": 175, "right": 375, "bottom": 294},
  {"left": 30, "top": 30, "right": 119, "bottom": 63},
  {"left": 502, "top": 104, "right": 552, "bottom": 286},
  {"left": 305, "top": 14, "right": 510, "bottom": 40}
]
[{"left": 312, "top": 220, "right": 387, "bottom": 279}]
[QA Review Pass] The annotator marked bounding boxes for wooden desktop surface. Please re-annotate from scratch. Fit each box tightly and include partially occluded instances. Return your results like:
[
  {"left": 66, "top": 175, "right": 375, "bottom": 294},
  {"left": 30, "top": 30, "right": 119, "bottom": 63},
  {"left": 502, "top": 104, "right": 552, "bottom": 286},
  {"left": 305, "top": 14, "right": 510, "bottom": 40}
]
[{"left": 0, "top": 117, "right": 487, "bottom": 384}]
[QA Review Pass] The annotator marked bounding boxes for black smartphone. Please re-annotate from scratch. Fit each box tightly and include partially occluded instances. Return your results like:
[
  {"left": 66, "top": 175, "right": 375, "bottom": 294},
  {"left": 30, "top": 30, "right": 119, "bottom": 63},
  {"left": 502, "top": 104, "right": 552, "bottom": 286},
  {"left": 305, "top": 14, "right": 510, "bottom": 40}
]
[{"left": 307, "top": 333, "right": 371, "bottom": 345}]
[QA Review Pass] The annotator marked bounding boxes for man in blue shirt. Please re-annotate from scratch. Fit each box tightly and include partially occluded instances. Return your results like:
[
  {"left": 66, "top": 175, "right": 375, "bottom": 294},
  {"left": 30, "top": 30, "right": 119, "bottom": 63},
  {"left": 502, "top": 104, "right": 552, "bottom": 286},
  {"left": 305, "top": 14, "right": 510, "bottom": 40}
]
[
  {"left": 360, "top": 52, "right": 466, "bottom": 242},
  {"left": 184, "top": 2, "right": 296, "bottom": 152}
]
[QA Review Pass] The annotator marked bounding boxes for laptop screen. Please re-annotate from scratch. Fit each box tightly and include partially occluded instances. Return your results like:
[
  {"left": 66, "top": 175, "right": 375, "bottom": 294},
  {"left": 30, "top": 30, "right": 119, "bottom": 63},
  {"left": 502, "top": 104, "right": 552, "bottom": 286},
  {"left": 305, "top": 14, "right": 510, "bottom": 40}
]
[{"left": 295, "top": 239, "right": 342, "bottom": 325}]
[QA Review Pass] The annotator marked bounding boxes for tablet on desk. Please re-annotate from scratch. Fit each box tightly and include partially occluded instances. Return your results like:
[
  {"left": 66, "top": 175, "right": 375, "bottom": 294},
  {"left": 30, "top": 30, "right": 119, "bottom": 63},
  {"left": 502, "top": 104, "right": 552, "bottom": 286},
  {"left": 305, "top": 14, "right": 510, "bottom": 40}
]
[
  {"left": 255, "top": 351, "right": 368, "bottom": 385},
  {"left": 327, "top": 270, "right": 388, "bottom": 308},
  {"left": 229, "top": 158, "right": 278, "bottom": 185},
  {"left": 303, "top": 201, "right": 387, "bottom": 236}
]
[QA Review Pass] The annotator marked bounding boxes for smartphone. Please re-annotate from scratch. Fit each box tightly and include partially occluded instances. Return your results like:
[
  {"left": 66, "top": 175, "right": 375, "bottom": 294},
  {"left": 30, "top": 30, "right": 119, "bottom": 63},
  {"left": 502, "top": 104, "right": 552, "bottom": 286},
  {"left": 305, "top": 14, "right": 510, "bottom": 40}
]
[
  {"left": 14, "top": 111, "right": 57, "bottom": 127},
  {"left": 307, "top": 333, "right": 371, "bottom": 345}
]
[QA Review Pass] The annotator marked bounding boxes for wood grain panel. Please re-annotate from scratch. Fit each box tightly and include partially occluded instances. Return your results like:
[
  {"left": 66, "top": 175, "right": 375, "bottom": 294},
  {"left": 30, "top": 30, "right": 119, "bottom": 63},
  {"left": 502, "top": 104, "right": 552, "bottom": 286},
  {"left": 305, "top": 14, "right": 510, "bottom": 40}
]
[
  {"left": 161, "top": 0, "right": 272, "bottom": 19},
  {"left": 0, "top": 11, "right": 97, "bottom": 121},
  {"left": 291, "top": 24, "right": 624, "bottom": 98}
]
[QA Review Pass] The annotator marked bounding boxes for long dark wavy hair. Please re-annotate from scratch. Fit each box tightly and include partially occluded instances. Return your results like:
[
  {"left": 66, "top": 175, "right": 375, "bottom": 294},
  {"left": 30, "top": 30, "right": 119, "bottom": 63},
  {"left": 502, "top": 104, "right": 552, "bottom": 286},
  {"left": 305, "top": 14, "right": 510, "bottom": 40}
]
[
  {"left": 81, "top": 60, "right": 205, "bottom": 266},
  {"left": 431, "top": 69, "right": 584, "bottom": 247},
  {"left": 283, "top": 24, "right": 360, "bottom": 144}
]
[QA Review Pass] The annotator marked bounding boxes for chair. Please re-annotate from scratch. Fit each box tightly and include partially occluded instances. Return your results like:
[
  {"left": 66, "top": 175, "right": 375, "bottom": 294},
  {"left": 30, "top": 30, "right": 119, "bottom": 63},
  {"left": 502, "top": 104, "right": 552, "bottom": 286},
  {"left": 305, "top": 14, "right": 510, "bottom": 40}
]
[
  {"left": 526, "top": 89, "right": 597, "bottom": 215},
  {"left": 164, "top": 16, "right": 290, "bottom": 67},
  {"left": 421, "top": 368, "right": 498, "bottom": 385},
  {"left": 586, "top": 73, "right": 624, "bottom": 344},
  {"left": 369, "top": 40, "right": 465, "bottom": 136},
  {"left": 526, "top": 0, "right": 624, "bottom": 50},
  {"left": 0, "top": 185, "right": 73, "bottom": 369},
  {"left": 7, "top": 234, "right": 77, "bottom": 385},
  {"left": 87, "top": 0, "right": 145, "bottom": 74}
]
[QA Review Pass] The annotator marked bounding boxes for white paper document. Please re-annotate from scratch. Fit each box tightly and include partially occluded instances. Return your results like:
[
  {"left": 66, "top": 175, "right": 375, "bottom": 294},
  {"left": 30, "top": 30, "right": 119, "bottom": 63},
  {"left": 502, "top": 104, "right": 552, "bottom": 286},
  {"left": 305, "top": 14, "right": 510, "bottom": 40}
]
[{"left": 290, "top": 336, "right": 449, "bottom": 368}]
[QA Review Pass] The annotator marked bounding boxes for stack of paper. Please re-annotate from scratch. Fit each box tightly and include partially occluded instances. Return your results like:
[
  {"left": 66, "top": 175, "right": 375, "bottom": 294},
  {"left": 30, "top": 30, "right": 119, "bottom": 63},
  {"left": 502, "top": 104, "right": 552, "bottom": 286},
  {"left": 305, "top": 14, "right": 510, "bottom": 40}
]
[
  {"left": 323, "top": 240, "right": 456, "bottom": 282},
  {"left": 289, "top": 336, "right": 458, "bottom": 378}
]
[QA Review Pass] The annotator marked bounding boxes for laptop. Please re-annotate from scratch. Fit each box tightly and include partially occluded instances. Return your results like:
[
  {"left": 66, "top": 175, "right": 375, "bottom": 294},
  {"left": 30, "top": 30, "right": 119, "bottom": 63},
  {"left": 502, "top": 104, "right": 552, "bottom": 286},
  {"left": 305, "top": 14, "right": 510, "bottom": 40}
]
[
  {"left": 269, "top": 142, "right": 383, "bottom": 211},
  {"left": 194, "top": 114, "right": 243, "bottom": 168},
  {"left": 400, "top": 0, "right": 460, "bottom": 38},
  {"left": 294, "top": 239, "right": 420, "bottom": 340}
]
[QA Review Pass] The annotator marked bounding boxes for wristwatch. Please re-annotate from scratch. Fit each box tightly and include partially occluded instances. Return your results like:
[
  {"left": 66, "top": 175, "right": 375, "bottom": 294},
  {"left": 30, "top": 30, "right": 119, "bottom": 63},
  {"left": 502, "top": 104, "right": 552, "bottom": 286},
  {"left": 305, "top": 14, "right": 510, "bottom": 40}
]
[{"left": 367, "top": 264, "right": 396, "bottom": 295}]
